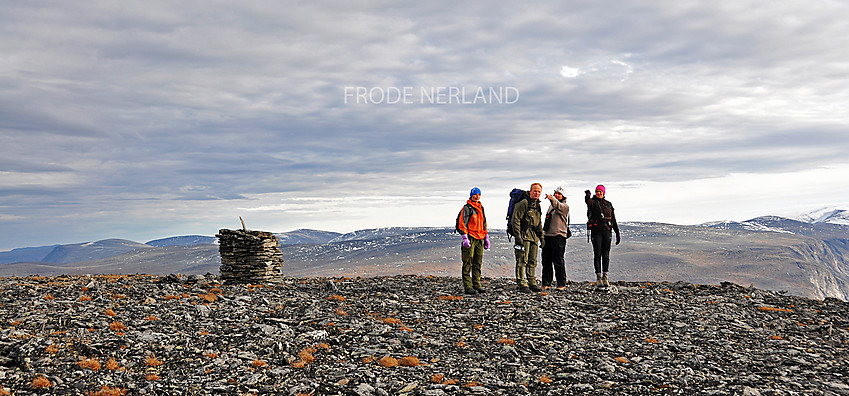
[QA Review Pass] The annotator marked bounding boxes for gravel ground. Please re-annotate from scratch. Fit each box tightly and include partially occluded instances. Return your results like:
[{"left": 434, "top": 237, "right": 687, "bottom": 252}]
[{"left": 1, "top": 274, "right": 848, "bottom": 395}]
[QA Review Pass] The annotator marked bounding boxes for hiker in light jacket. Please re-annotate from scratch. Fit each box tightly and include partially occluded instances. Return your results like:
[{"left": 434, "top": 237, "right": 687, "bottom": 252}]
[
  {"left": 542, "top": 186, "right": 570, "bottom": 290},
  {"left": 585, "top": 184, "right": 620, "bottom": 287},
  {"left": 457, "top": 187, "right": 489, "bottom": 295}
]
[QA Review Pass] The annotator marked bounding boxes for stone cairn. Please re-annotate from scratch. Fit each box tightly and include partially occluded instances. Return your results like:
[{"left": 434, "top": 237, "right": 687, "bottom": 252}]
[{"left": 217, "top": 228, "right": 284, "bottom": 283}]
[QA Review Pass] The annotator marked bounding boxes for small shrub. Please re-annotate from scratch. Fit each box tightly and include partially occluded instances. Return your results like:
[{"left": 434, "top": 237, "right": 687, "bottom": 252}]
[
  {"left": 145, "top": 373, "right": 159, "bottom": 381},
  {"left": 109, "top": 321, "right": 127, "bottom": 332},
  {"left": 45, "top": 344, "right": 60, "bottom": 354},
  {"left": 79, "top": 295, "right": 93, "bottom": 301},
  {"left": 86, "top": 385, "right": 127, "bottom": 396},
  {"left": 398, "top": 356, "right": 419, "bottom": 367},
  {"left": 104, "top": 309, "right": 117, "bottom": 317},
  {"left": 145, "top": 355, "right": 163, "bottom": 367},
  {"left": 540, "top": 375, "right": 553, "bottom": 383},
  {"left": 78, "top": 357, "right": 102, "bottom": 371},
  {"left": 378, "top": 356, "right": 398, "bottom": 367},
  {"left": 32, "top": 376, "right": 52, "bottom": 389},
  {"left": 252, "top": 360, "right": 266, "bottom": 367},
  {"left": 497, "top": 338, "right": 515, "bottom": 345}
]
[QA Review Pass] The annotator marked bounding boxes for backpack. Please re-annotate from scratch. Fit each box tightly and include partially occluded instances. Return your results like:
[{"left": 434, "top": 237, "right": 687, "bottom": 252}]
[{"left": 505, "top": 188, "right": 529, "bottom": 240}]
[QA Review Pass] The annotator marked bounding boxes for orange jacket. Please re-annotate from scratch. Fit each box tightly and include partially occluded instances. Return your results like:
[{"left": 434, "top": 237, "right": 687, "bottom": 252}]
[{"left": 457, "top": 199, "right": 488, "bottom": 240}]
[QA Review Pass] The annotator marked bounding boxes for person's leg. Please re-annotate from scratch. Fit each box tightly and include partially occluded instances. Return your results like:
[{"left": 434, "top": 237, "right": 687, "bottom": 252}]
[
  {"left": 591, "top": 230, "right": 603, "bottom": 277},
  {"left": 461, "top": 244, "right": 474, "bottom": 291},
  {"left": 552, "top": 235, "right": 568, "bottom": 287},
  {"left": 526, "top": 241, "right": 539, "bottom": 289},
  {"left": 541, "top": 236, "right": 553, "bottom": 287},
  {"left": 514, "top": 244, "right": 528, "bottom": 287},
  {"left": 470, "top": 238, "right": 485, "bottom": 291},
  {"left": 601, "top": 229, "right": 612, "bottom": 285}
]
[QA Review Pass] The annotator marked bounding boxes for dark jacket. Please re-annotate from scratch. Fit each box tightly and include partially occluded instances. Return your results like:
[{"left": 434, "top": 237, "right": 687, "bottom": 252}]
[{"left": 585, "top": 195, "right": 620, "bottom": 235}]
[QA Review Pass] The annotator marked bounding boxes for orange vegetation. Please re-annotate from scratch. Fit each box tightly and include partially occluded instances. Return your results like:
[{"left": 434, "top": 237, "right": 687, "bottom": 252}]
[
  {"left": 78, "top": 358, "right": 102, "bottom": 371},
  {"left": 144, "top": 355, "right": 163, "bottom": 367},
  {"left": 32, "top": 376, "right": 52, "bottom": 388},
  {"left": 758, "top": 306, "right": 793, "bottom": 312},
  {"left": 398, "top": 356, "right": 420, "bottom": 367},
  {"left": 378, "top": 356, "right": 399, "bottom": 367},
  {"left": 86, "top": 386, "right": 127, "bottom": 396}
]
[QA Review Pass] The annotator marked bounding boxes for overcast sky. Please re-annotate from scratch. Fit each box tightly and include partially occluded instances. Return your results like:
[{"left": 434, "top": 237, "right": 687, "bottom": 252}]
[{"left": 2, "top": 0, "right": 849, "bottom": 250}]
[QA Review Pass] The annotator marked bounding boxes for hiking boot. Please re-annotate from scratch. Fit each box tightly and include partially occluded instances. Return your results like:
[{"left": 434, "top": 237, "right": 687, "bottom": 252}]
[
  {"left": 596, "top": 274, "right": 607, "bottom": 288},
  {"left": 474, "top": 287, "right": 487, "bottom": 294},
  {"left": 529, "top": 284, "right": 542, "bottom": 292},
  {"left": 464, "top": 288, "right": 477, "bottom": 295},
  {"left": 517, "top": 286, "right": 531, "bottom": 293},
  {"left": 602, "top": 274, "right": 610, "bottom": 287},
  {"left": 556, "top": 286, "right": 566, "bottom": 291}
]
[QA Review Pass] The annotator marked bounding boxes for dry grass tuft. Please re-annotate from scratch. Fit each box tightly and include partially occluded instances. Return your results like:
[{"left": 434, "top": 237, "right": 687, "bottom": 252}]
[
  {"left": 758, "top": 306, "right": 793, "bottom": 312},
  {"left": 431, "top": 374, "right": 445, "bottom": 383},
  {"left": 326, "top": 294, "right": 346, "bottom": 302},
  {"left": 540, "top": 375, "right": 553, "bottom": 383},
  {"left": 437, "top": 295, "right": 464, "bottom": 301},
  {"left": 45, "top": 344, "right": 60, "bottom": 354},
  {"left": 378, "top": 356, "right": 398, "bottom": 367},
  {"left": 43, "top": 294, "right": 55, "bottom": 300},
  {"left": 252, "top": 359, "right": 267, "bottom": 367},
  {"left": 144, "top": 355, "right": 163, "bottom": 367},
  {"left": 31, "top": 376, "right": 52, "bottom": 389},
  {"left": 105, "top": 358, "right": 121, "bottom": 371},
  {"left": 109, "top": 321, "right": 127, "bottom": 332},
  {"left": 78, "top": 357, "right": 102, "bottom": 371},
  {"left": 145, "top": 373, "right": 160, "bottom": 381},
  {"left": 79, "top": 295, "right": 93, "bottom": 301},
  {"left": 645, "top": 338, "right": 659, "bottom": 344},
  {"left": 86, "top": 385, "right": 127, "bottom": 396},
  {"left": 497, "top": 338, "right": 515, "bottom": 345},
  {"left": 398, "top": 356, "right": 420, "bottom": 367},
  {"left": 615, "top": 356, "right": 629, "bottom": 364},
  {"left": 104, "top": 309, "right": 117, "bottom": 317}
]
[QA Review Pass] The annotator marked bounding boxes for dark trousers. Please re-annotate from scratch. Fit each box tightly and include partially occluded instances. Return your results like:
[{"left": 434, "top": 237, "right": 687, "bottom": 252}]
[
  {"left": 541, "top": 235, "right": 568, "bottom": 287},
  {"left": 591, "top": 228, "right": 612, "bottom": 274}
]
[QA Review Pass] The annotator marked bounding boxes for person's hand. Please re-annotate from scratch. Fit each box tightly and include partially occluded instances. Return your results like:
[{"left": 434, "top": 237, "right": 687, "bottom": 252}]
[
  {"left": 585, "top": 190, "right": 591, "bottom": 197},
  {"left": 545, "top": 194, "right": 552, "bottom": 200},
  {"left": 461, "top": 234, "right": 471, "bottom": 248},
  {"left": 616, "top": 233, "right": 621, "bottom": 245},
  {"left": 483, "top": 235, "right": 491, "bottom": 250},
  {"left": 513, "top": 241, "right": 524, "bottom": 251},
  {"left": 539, "top": 238, "right": 545, "bottom": 249}
]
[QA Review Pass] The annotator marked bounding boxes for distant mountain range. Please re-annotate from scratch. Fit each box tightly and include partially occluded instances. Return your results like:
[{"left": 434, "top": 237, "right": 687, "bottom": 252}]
[{"left": 1, "top": 208, "right": 847, "bottom": 301}]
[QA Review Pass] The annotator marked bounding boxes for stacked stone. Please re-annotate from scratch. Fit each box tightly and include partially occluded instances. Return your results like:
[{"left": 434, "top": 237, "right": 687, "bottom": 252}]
[{"left": 217, "top": 228, "right": 284, "bottom": 283}]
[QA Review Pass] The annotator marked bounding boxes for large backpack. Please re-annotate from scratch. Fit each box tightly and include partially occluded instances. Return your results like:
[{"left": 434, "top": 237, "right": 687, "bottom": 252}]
[{"left": 505, "top": 188, "right": 529, "bottom": 240}]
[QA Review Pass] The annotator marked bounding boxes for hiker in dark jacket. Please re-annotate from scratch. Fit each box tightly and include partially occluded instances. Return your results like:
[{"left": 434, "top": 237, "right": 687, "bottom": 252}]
[
  {"left": 585, "top": 185, "right": 620, "bottom": 287},
  {"left": 457, "top": 187, "right": 489, "bottom": 295},
  {"left": 542, "top": 186, "right": 570, "bottom": 290},
  {"left": 511, "top": 183, "right": 544, "bottom": 293}
]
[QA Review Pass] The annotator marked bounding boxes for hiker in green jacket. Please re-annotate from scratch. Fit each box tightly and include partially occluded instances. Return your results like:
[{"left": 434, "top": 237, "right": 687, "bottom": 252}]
[{"left": 511, "top": 183, "right": 544, "bottom": 293}]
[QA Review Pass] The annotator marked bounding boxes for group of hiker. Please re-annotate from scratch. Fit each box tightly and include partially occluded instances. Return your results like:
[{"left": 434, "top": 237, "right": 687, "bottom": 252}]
[{"left": 456, "top": 183, "right": 620, "bottom": 294}]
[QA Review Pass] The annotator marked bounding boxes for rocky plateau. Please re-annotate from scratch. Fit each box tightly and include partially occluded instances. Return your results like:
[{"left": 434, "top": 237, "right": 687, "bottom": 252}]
[{"left": 1, "top": 274, "right": 848, "bottom": 395}]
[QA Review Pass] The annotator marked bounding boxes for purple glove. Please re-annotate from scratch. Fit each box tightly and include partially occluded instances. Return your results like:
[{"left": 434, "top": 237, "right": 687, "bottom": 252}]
[
  {"left": 616, "top": 233, "right": 621, "bottom": 245},
  {"left": 461, "top": 234, "right": 471, "bottom": 248},
  {"left": 484, "top": 234, "right": 491, "bottom": 250}
]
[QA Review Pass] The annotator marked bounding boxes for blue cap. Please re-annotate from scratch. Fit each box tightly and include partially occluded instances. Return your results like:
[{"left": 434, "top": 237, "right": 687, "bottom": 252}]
[{"left": 470, "top": 187, "right": 482, "bottom": 197}]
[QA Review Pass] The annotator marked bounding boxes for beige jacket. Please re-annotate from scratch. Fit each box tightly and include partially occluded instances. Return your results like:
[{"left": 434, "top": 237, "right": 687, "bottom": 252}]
[{"left": 544, "top": 196, "right": 570, "bottom": 238}]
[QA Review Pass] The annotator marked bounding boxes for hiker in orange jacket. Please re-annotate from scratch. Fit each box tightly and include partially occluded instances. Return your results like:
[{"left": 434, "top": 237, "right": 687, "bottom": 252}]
[{"left": 457, "top": 187, "right": 489, "bottom": 294}]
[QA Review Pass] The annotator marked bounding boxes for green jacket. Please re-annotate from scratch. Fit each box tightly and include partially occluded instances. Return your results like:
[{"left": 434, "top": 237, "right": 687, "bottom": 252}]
[{"left": 510, "top": 198, "right": 543, "bottom": 243}]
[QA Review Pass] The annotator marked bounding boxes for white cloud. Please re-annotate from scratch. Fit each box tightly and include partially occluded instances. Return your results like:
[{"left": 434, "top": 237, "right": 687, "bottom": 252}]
[{"left": 2, "top": 0, "right": 849, "bottom": 249}]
